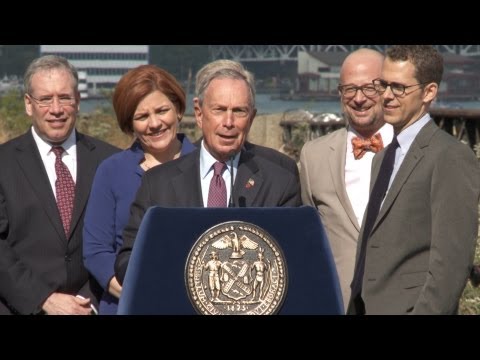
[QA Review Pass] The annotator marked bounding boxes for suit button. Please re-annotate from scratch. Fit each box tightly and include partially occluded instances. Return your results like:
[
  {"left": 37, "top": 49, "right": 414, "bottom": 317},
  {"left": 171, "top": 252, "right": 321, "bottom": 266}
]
[{"left": 65, "top": 255, "right": 71, "bottom": 262}]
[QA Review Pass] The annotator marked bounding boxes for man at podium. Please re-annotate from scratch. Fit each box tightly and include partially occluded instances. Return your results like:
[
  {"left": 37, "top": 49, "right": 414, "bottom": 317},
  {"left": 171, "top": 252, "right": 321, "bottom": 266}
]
[{"left": 115, "top": 59, "right": 301, "bottom": 284}]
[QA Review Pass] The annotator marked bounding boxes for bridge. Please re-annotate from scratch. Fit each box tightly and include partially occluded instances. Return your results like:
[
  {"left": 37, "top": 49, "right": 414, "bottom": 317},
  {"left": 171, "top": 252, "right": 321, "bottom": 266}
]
[{"left": 209, "top": 45, "right": 480, "bottom": 62}]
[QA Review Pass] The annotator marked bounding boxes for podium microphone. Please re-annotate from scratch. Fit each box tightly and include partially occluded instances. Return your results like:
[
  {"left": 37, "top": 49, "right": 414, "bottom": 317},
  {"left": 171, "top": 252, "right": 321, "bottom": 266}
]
[{"left": 228, "top": 152, "right": 235, "bottom": 207}]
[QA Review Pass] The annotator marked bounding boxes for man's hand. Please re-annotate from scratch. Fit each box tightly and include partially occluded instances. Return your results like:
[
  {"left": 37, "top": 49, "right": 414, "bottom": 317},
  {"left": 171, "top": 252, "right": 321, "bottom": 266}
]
[
  {"left": 108, "top": 276, "right": 122, "bottom": 299},
  {"left": 42, "top": 293, "right": 93, "bottom": 315}
]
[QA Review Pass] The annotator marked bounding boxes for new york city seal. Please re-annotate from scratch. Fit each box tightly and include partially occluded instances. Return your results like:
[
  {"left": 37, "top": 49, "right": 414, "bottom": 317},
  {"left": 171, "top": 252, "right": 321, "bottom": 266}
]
[{"left": 185, "top": 221, "right": 287, "bottom": 315}]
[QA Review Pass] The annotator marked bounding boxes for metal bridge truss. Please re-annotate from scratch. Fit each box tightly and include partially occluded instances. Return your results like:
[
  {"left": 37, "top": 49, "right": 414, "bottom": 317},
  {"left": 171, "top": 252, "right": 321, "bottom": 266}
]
[{"left": 210, "top": 45, "right": 480, "bottom": 62}]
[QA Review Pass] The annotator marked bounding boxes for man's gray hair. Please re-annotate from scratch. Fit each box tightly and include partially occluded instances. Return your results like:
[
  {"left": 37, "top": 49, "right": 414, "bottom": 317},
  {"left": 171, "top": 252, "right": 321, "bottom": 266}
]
[
  {"left": 24, "top": 55, "right": 79, "bottom": 95},
  {"left": 195, "top": 59, "right": 256, "bottom": 107}
]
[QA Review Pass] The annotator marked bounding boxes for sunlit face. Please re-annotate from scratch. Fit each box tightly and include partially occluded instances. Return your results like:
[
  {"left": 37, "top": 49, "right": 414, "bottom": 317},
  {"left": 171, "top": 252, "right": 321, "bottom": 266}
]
[
  {"left": 132, "top": 90, "right": 181, "bottom": 156},
  {"left": 380, "top": 58, "right": 437, "bottom": 133},
  {"left": 339, "top": 58, "right": 383, "bottom": 137},
  {"left": 194, "top": 78, "right": 256, "bottom": 162},
  {"left": 25, "top": 69, "right": 80, "bottom": 145}
]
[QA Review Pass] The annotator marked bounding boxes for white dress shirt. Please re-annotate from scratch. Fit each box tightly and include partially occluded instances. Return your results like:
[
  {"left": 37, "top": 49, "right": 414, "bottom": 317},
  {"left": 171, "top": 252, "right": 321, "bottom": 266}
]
[
  {"left": 199, "top": 140, "right": 239, "bottom": 207},
  {"left": 31, "top": 127, "right": 77, "bottom": 200},
  {"left": 387, "top": 114, "right": 431, "bottom": 192},
  {"left": 345, "top": 123, "right": 394, "bottom": 226}
]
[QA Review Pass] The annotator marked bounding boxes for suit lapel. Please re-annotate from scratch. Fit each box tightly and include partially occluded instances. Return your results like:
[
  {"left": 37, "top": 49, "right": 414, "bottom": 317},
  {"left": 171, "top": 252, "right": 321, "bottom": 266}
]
[
  {"left": 329, "top": 129, "right": 360, "bottom": 231},
  {"left": 372, "top": 122, "right": 435, "bottom": 232},
  {"left": 69, "top": 132, "right": 98, "bottom": 238},
  {"left": 173, "top": 150, "right": 204, "bottom": 206},
  {"left": 15, "top": 132, "right": 66, "bottom": 241},
  {"left": 234, "top": 150, "right": 262, "bottom": 206}
]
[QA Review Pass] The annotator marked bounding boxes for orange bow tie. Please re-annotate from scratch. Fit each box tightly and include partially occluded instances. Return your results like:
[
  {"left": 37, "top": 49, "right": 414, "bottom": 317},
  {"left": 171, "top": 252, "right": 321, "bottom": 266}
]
[{"left": 351, "top": 133, "right": 384, "bottom": 160}]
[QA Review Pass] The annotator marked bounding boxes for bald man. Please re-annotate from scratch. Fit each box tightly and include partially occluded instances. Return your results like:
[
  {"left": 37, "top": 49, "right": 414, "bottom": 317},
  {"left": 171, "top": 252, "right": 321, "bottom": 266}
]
[{"left": 300, "top": 48, "right": 393, "bottom": 312}]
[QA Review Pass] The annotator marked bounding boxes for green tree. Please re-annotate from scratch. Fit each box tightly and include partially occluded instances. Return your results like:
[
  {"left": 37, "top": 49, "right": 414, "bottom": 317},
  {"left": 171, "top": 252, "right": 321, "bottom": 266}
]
[{"left": 0, "top": 89, "right": 30, "bottom": 136}]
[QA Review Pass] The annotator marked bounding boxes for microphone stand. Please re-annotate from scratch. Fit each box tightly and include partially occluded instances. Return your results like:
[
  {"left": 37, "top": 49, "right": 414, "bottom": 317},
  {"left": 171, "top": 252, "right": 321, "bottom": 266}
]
[{"left": 228, "top": 154, "right": 235, "bottom": 207}]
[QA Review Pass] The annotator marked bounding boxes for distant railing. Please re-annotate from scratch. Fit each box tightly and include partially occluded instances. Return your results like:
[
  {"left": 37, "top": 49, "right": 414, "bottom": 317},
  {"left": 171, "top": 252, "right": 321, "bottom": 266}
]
[
  {"left": 279, "top": 108, "right": 480, "bottom": 160},
  {"left": 280, "top": 109, "right": 345, "bottom": 144},
  {"left": 430, "top": 108, "right": 480, "bottom": 149}
]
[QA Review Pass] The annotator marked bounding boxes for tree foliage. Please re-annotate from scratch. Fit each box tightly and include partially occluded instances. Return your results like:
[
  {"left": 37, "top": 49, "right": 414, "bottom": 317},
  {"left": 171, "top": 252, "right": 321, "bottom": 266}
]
[{"left": 0, "top": 89, "right": 30, "bottom": 137}]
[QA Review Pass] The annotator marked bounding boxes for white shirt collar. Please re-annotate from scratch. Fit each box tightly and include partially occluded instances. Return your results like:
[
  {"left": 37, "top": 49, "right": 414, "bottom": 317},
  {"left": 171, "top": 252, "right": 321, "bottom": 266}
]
[
  {"left": 396, "top": 113, "right": 431, "bottom": 154},
  {"left": 31, "top": 126, "right": 77, "bottom": 156},
  {"left": 199, "top": 140, "right": 240, "bottom": 179}
]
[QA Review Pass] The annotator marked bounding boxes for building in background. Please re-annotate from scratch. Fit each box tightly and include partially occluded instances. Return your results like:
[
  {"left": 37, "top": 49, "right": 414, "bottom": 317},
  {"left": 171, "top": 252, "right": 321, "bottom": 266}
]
[
  {"left": 440, "top": 53, "right": 480, "bottom": 101},
  {"left": 278, "top": 51, "right": 349, "bottom": 101},
  {"left": 40, "top": 45, "right": 149, "bottom": 97},
  {"left": 295, "top": 50, "right": 480, "bottom": 102},
  {"left": 78, "top": 71, "right": 88, "bottom": 99}
]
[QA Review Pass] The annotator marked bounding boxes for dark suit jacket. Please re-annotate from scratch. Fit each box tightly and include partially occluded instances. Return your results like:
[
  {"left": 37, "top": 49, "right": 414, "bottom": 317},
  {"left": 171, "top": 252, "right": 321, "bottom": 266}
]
[
  {"left": 244, "top": 141, "right": 299, "bottom": 175},
  {"left": 115, "top": 146, "right": 301, "bottom": 284},
  {"left": 0, "top": 130, "right": 119, "bottom": 314},
  {"left": 347, "top": 120, "right": 480, "bottom": 315}
]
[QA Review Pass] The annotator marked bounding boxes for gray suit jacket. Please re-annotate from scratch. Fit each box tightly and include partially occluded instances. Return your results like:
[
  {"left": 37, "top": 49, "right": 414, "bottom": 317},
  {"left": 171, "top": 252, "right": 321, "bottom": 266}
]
[
  {"left": 115, "top": 146, "right": 301, "bottom": 284},
  {"left": 300, "top": 128, "right": 359, "bottom": 311},
  {"left": 348, "top": 120, "right": 480, "bottom": 314},
  {"left": 0, "top": 130, "right": 119, "bottom": 314}
]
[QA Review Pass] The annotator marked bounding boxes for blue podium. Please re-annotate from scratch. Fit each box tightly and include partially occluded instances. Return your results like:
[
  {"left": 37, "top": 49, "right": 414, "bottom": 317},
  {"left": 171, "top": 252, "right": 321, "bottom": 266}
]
[{"left": 118, "top": 206, "right": 343, "bottom": 315}]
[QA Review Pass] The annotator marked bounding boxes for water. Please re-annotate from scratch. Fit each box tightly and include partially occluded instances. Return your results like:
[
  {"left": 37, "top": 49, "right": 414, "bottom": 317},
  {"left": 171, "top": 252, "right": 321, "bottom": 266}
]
[
  {"left": 253, "top": 94, "right": 340, "bottom": 114},
  {"left": 79, "top": 93, "right": 341, "bottom": 116},
  {"left": 79, "top": 93, "right": 480, "bottom": 116},
  {"left": 79, "top": 98, "right": 113, "bottom": 114}
]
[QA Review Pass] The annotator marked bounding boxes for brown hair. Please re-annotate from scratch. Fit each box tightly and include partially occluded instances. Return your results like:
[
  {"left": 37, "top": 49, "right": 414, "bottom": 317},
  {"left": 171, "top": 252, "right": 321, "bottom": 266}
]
[
  {"left": 386, "top": 45, "right": 443, "bottom": 86},
  {"left": 113, "top": 65, "right": 186, "bottom": 134}
]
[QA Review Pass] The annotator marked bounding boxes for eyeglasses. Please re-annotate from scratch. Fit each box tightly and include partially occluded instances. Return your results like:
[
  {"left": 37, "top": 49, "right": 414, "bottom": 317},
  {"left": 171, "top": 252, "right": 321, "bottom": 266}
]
[
  {"left": 372, "top": 79, "right": 429, "bottom": 96},
  {"left": 337, "top": 84, "right": 378, "bottom": 99},
  {"left": 28, "top": 94, "right": 76, "bottom": 108}
]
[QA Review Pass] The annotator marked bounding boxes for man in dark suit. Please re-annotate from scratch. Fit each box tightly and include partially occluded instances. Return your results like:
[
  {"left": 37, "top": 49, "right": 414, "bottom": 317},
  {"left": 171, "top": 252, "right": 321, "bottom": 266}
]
[
  {"left": 0, "top": 55, "right": 118, "bottom": 314},
  {"left": 244, "top": 141, "right": 298, "bottom": 175},
  {"left": 115, "top": 59, "right": 301, "bottom": 284},
  {"left": 348, "top": 45, "right": 480, "bottom": 315}
]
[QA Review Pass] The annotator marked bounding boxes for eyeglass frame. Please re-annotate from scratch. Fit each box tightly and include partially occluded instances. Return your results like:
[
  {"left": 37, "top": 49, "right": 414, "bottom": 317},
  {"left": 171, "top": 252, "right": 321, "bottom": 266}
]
[
  {"left": 27, "top": 93, "right": 77, "bottom": 108},
  {"left": 372, "top": 78, "right": 430, "bottom": 96},
  {"left": 337, "top": 83, "right": 378, "bottom": 99}
]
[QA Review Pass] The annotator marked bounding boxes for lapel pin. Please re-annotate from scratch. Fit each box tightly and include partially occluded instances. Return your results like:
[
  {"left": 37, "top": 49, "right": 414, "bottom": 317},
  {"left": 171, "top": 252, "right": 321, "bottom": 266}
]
[{"left": 245, "top": 178, "right": 255, "bottom": 189}]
